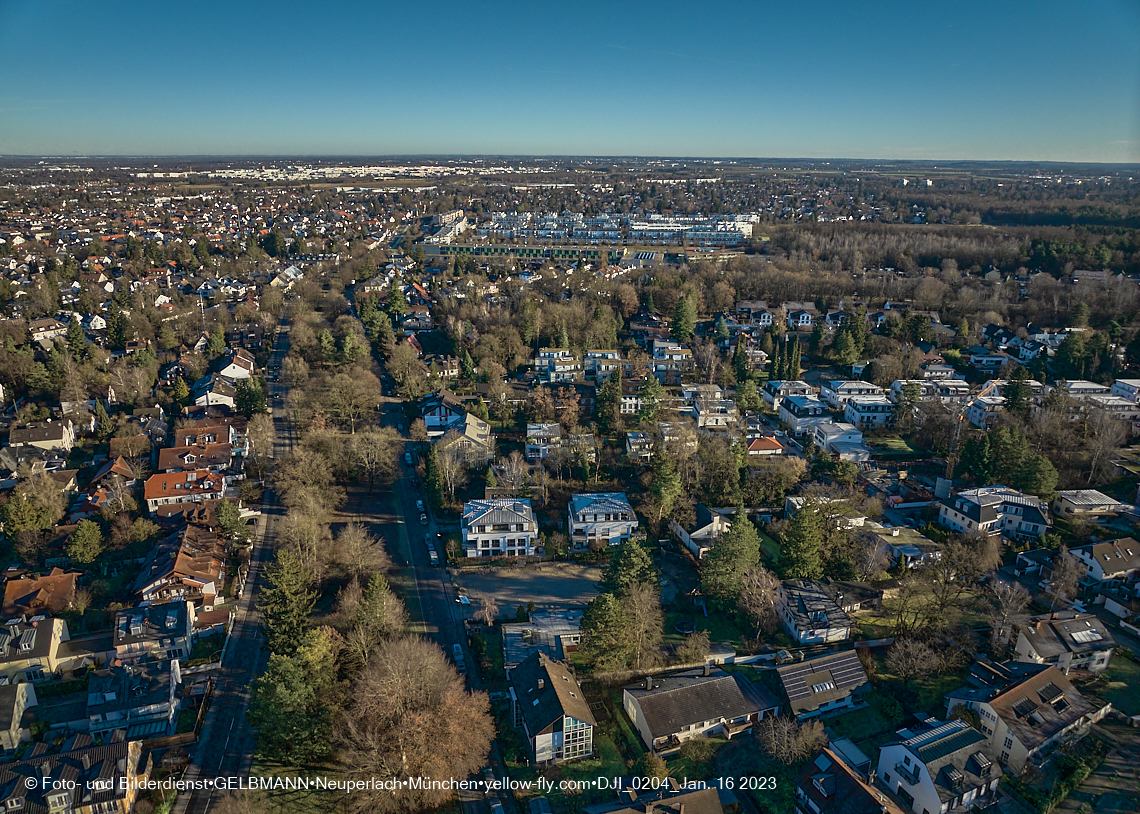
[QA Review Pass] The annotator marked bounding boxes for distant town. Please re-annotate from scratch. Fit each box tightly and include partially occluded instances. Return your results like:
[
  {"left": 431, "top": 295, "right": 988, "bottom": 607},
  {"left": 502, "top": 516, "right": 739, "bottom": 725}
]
[{"left": 0, "top": 156, "right": 1136, "bottom": 814}]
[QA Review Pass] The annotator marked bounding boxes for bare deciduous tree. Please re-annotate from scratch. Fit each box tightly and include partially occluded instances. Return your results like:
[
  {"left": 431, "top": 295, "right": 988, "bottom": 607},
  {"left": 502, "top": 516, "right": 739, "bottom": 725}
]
[
  {"left": 352, "top": 427, "right": 400, "bottom": 491},
  {"left": 435, "top": 433, "right": 470, "bottom": 501},
  {"left": 624, "top": 582, "right": 664, "bottom": 671},
  {"left": 491, "top": 450, "right": 530, "bottom": 496},
  {"left": 474, "top": 594, "right": 499, "bottom": 626},
  {"left": 336, "top": 522, "right": 392, "bottom": 581},
  {"left": 986, "top": 579, "right": 1031, "bottom": 655},
  {"left": 334, "top": 637, "right": 495, "bottom": 814},
  {"left": 738, "top": 565, "right": 781, "bottom": 635},
  {"left": 886, "top": 636, "right": 939, "bottom": 684},
  {"left": 1048, "top": 545, "right": 1082, "bottom": 609},
  {"left": 756, "top": 715, "right": 827, "bottom": 765}
]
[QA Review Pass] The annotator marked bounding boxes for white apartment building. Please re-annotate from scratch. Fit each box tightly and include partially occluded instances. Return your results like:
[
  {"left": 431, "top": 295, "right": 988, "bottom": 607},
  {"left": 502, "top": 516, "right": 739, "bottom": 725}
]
[
  {"left": 567, "top": 492, "right": 638, "bottom": 549},
  {"left": 462, "top": 499, "right": 538, "bottom": 558},
  {"left": 821, "top": 380, "right": 884, "bottom": 410},
  {"left": 843, "top": 395, "right": 895, "bottom": 430}
]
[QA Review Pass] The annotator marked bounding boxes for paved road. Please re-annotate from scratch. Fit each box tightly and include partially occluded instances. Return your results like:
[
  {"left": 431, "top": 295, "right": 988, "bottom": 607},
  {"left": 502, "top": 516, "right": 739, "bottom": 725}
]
[{"left": 174, "top": 320, "right": 297, "bottom": 814}]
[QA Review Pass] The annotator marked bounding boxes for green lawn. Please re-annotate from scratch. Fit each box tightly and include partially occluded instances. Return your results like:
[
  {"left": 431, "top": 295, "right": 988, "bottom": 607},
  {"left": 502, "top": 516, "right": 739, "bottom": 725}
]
[
  {"left": 1094, "top": 655, "right": 1140, "bottom": 716},
  {"left": 758, "top": 530, "right": 781, "bottom": 565},
  {"left": 870, "top": 436, "right": 919, "bottom": 456},
  {"left": 662, "top": 605, "right": 752, "bottom": 650},
  {"left": 246, "top": 758, "right": 343, "bottom": 814}
]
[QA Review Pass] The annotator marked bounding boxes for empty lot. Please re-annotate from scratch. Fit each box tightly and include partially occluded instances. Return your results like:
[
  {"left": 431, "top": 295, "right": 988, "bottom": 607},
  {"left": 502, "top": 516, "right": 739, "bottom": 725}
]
[{"left": 455, "top": 562, "right": 603, "bottom": 616}]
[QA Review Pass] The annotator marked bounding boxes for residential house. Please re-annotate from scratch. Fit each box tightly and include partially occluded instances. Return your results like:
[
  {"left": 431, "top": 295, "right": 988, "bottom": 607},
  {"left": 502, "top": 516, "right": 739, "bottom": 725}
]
[
  {"left": 134, "top": 525, "right": 226, "bottom": 608},
  {"left": 157, "top": 442, "right": 232, "bottom": 473},
  {"left": 945, "top": 658, "right": 1110, "bottom": 771},
  {"left": 420, "top": 390, "right": 467, "bottom": 436},
  {"left": 670, "top": 503, "right": 731, "bottom": 559},
  {"left": 622, "top": 666, "right": 779, "bottom": 755},
  {"left": 27, "top": 317, "right": 67, "bottom": 343},
  {"left": 736, "top": 299, "right": 773, "bottom": 327},
  {"left": 780, "top": 395, "right": 829, "bottom": 437},
  {"left": 1014, "top": 612, "right": 1117, "bottom": 674},
  {"left": 190, "top": 373, "right": 236, "bottom": 409},
  {"left": 876, "top": 718, "right": 1002, "bottom": 814},
  {"left": 583, "top": 786, "right": 728, "bottom": 814},
  {"left": 777, "top": 580, "right": 853, "bottom": 645},
  {"left": 462, "top": 499, "right": 538, "bottom": 558},
  {"left": 0, "top": 616, "right": 84, "bottom": 684},
  {"left": 776, "top": 649, "right": 869, "bottom": 719},
  {"left": 2, "top": 569, "right": 79, "bottom": 617},
  {"left": 217, "top": 348, "right": 256, "bottom": 380},
  {"left": 650, "top": 339, "right": 693, "bottom": 383},
  {"left": 937, "top": 487, "right": 1051, "bottom": 542},
  {"left": 844, "top": 395, "right": 895, "bottom": 431},
  {"left": 0, "top": 735, "right": 152, "bottom": 813},
  {"left": 143, "top": 470, "right": 225, "bottom": 514},
  {"left": 509, "top": 652, "right": 595, "bottom": 764},
  {"left": 86, "top": 659, "right": 181, "bottom": 739},
  {"left": 434, "top": 413, "right": 496, "bottom": 466},
  {"left": 584, "top": 350, "right": 621, "bottom": 383},
  {"left": 693, "top": 399, "right": 739, "bottom": 429},
  {"left": 1068, "top": 538, "right": 1140, "bottom": 584},
  {"left": 526, "top": 423, "right": 562, "bottom": 461},
  {"left": 0, "top": 683, "right": 36, "bottom": 751},
  {"left": 532, "top": 348, "right": 582, "bottom": 383},
  {"left": 861, "top": 524, "right": 943, "bottom": 569},
  {"left": 966, "top": 396, "right": 1005, "bottom": 429},
  {"left": 113, "top": 601, "right": 195, "bottom": 664},
  {"left": 762, "top": 380, "right": 814, "bottom": 411},
  {"left": 812, "top": 421, "right": 870, "bottom": 461},
  {"left": 626, "top": 432, "right": 654, "bottom": 464},
  {"left": 568, "top": 493, "right": 638, "bottom": 549},
  {"left": 746, "top": 436, "right": 784, "bottom": 457},
  {"left": 8, "top": 419, "right": 75, "bottom": 453},
  {"left": 787, "top": 309, "right": 815, "bottom": 330},
  {"left": 821, "top": 381, "right": 885, "bottom": 410},
  {"left": 1052, "top": 489, "right": 1127, "bottom": 519},
  {"left": 795, "top": 747, "right": 908, "bottom": 814}
]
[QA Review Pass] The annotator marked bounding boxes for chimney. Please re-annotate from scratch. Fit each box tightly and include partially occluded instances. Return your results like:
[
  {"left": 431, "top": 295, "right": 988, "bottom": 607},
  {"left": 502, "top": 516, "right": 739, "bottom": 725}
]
[
  {"left": 645, "top": 676, "right": 653, "bottom": 691},
  {"left": 703, "top": 664, "right": 711, "bottom": 677},
  {"left": 537, "top": 678, "right": 544, "bottom": 690},
  {"left": 81, "top": 753, "right": 91, "bottom": 771}
]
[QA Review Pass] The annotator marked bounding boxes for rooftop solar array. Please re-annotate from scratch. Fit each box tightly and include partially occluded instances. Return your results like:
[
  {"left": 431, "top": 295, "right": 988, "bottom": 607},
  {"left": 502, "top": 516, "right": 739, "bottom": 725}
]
[
  {"left": 1012, "top": 697, "right": 1039, "bottom": 718},
  {"left": 779, "top": 650, "right": 866, "bottom": 703},
  {"left": 1071, "top": 629, "right": 1103, "bottom": 644},
  {"left": 1038, "top": 682, "right": 1065, "bottom": 704},
  {"left": 914, "top": 727, "right": 985, "bottom": 763}
]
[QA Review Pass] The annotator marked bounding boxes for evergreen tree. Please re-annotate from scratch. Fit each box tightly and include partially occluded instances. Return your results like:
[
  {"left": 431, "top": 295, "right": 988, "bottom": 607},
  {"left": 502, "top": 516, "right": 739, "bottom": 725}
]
[
  {"left": 66, "top": 520, "right": 105, "bottom": 564},
  {"left": 716, "top": 315, "right": 730, "bottom": 341},
  {"left": 258, "top": 549, "right": 317, "bottom": 655},
  {"left": 732, "top": 341, "right": 749, "bottom": 382},
  {"left": 235, "top": 378, "right": 267, "bottom": 418},
  {"left": 601, "top": 541, "right": 657, "bottom": 594},
  {"left": 649, "top": 444, "right": 683, "bottom": 522},
  {"left": 386, "top": 281, "right": 408, "bottom": 318},
  {"left": 171, "top": 376, "right": 190, "bottom": 405},
  {"left": 736, "top": 378, "right": 761, "bottom": 412},
  {"left": 645, "top": 290, "right": 655, "bottom": 314},
  {"left": 578, "top": 593, "right": 632, "bottom": 671},
  {"left": 215, "top": 499, "right": 246, "bottom": 543},
  {"left": 205, "top": 329, "right": 226, "bottom": 358},
  {"left": 638, "top": 376, "right": 664, "bottom": 424},
  {"left": 781, "top": 502, "right": 825, "bottom": 580},
  {"left": 788, "top": 337, "right": 802, "bottom": 379},
  {"left": 319, "top": 329, "right": 337, "bottom": 363},
  {"left": 106, "top": 309, "right": 129, "bottom": 351},
  {"left": 94, "top": 400, "right": 113, "bottom": 441},
  {"left": 671, "top": 296, "right": 696, "bottom": 342},
  {"left": 596, "top": 370, "right": 623, "bottom": 433},
  {"left": 461, "top": 349, "right": 476, "bottom": 380},
  {"left": 1001, "top": 367, "right": 1032, "bottom": 418},
  {"left": 700, "top": 508, "right": 761, "bottom": 601},
  {"left": 66, "top": 317, "right": 88, "bottom": 360},
  {"left": 557, "top": 321, "right": 569, "bottom": 349},
  {"left": 808, "top": 324, "right": 825, "bottom": 359}
]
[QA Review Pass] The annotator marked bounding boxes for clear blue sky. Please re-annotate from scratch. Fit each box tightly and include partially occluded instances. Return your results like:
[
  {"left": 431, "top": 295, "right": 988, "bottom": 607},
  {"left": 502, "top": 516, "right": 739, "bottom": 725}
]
[{"left": 1, "top": 1, "right": 1138, "bottom": 162}]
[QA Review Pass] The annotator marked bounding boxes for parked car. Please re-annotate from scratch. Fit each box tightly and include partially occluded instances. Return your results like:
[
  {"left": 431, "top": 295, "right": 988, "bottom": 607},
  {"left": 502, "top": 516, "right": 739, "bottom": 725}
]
[
  {"left": 419, "top": 512, "right": 428, "bottom": 525},
  {"left": 404, "top": 452, "right": 413, "bottom": 465},
  {"left": 416, "top": 499, "right": 425, "bottom": 512}
]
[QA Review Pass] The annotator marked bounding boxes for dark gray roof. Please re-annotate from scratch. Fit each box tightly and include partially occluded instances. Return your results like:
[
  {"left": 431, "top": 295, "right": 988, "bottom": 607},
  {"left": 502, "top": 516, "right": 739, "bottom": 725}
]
[
  {"left": 893, "top": 720, "right": 1003, "bottom": 803},
  {"left": 780, "top": 579, "right": 854, "bottom": 633},
  {"left": 777, "top": 650, "right": 868, "bottom": 715},
  {"left": 0, "top": 738, "right": 140, "bottom": 813},
  {"left": 113, "top": 601, "right": 189, "bottom": 648},
  {"left": 1019, "top": 613, "right": 1118, "bottom": 659},
  {"left": 623, "top": 668, "right": 762, "bottom": 739},
  {"left": 510, "top": 652, "right": 595, "bottom": 736}
]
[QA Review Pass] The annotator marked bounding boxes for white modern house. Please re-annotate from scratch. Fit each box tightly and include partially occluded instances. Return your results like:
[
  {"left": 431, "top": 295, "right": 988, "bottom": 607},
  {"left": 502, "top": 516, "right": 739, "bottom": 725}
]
[
  {"left": 462, "top": 499, "right": 538, "bottom": 558},
  {"left": 821, "top": 380, "right": 884, "bottom": 410},
  {"left": 779, "top": 395, "right": 829, "bottom": 437},
  {"left": 876, "top": 718, "right": 1002, "bottom": 814},
  {"left": 843, "top": 395, "right": 895, "bottom": 430},
  {"left": 567, "top": 492, "right": 638, "bottom": 549}
]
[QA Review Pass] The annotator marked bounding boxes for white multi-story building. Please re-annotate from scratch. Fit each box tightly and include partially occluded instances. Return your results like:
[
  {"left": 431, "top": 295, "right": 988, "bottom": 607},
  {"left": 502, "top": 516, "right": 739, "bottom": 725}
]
[
  {"left": 567, "top": 492, "right": 638, "bottom": 549},
  {"left": 780, "top": 395, "right": 829, "bottom": 437},
  {"left": 821, "top": 380, "right": 884, "bottom": 410},
  {"left": 876, "top": 718, "right": 1002, "bottom": 814},
  {"left": 1110, "top": 378, "right": 1140, "bottom": 402},
  {"left": 532, "top": 348, "right": 581, "bottom": 383},
  {"left": 584, "top": 349, "right": 621, "bottom": 383},
  {"left": 937, "top": 487, "right": 1051, "bottom": 542},
  {"left": 844, "top": 395, "right": 895, "bottom": 430},
  {"left": 462, "top": 499, "right": 538, "bottom": 558}
]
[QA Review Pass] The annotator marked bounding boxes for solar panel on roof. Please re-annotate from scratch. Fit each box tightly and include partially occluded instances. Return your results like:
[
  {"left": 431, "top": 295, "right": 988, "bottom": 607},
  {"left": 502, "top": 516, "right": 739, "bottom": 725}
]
[
  {"left": 915, "top": 729, "right": 984, "bottom": 763},
  {"left": 1012, "top": 697, "right": 1038, "bottom": 718},
  {"left": 1038, "top": 682, "right": 1064, "bottom": 704}
]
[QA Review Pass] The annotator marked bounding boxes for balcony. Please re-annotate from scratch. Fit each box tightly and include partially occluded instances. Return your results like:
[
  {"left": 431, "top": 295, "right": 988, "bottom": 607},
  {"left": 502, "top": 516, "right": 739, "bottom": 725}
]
[{"left": 894, "top": 762, "right": 921, "bottom": 786}]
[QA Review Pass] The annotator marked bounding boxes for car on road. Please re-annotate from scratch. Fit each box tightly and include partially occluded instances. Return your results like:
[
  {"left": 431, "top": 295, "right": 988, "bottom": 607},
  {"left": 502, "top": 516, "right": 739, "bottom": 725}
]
[
  {"left": 404, "top": 452, "right": 413, "bottom": 465},
  {"left": 411, "top": 475, "right": 419, "bottom": 486},
  {"left": 452, "top": 643, "right": 466, "bottom": 673},
  {"left": 456, "top": 595, "right": 471, "bottom": 605},
  {"left": 416, "top": 499, "right": 425, "bottom": 512},
  {"left": 429, "top": 549, "right": 439, "bottom": 566},
  {"left": 419, "top": 512, "right": 428, "bottom": 525},
  {"left": 489, "top": 799, "right": 505, "bottom": 814}
]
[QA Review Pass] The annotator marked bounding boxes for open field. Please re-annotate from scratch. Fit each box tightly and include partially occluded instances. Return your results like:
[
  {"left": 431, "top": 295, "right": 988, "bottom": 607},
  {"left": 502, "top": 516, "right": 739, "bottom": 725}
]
[{"left": 454, "top": 561, "right": 603, "bottom": 615}]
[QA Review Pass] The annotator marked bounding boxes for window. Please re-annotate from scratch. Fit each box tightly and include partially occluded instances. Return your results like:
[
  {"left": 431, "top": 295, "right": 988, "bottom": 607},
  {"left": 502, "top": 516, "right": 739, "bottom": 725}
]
[{"left": 1004, "top": 736, "right": 1014, "bottom": 749}]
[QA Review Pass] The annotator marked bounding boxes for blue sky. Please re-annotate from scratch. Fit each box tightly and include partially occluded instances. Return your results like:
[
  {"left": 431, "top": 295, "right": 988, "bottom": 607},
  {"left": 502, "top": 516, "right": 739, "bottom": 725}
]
[{"left": 1, "top": 0, "right": 1138, "bottom": 161}]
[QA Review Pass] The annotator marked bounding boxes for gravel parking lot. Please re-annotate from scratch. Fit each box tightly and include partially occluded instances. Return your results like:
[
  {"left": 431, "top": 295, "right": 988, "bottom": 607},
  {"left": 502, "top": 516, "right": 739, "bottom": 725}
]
[{"left": 454, "top": 562, "right": 603, "bottom": 617}]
